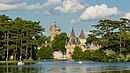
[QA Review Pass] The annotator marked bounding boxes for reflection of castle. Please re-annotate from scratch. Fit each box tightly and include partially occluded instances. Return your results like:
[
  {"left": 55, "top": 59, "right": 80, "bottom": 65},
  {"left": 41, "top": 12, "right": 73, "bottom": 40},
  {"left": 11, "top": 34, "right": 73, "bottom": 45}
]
[{"left": 50, "top": 24, "right": 100, "bottom": 60}]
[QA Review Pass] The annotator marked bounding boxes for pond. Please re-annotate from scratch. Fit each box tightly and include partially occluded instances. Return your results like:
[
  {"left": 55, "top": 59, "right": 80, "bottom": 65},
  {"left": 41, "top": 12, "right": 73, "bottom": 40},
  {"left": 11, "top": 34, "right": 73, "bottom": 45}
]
[{"left": 0, "top": 61, "right": 130, "bottom": 73}]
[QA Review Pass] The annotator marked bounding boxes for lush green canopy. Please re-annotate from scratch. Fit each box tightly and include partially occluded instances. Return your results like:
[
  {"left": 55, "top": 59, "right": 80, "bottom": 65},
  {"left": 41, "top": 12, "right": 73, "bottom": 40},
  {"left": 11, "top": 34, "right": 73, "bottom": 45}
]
[{"left": 0, "top": 14, "right": 45, "bottom": 61}]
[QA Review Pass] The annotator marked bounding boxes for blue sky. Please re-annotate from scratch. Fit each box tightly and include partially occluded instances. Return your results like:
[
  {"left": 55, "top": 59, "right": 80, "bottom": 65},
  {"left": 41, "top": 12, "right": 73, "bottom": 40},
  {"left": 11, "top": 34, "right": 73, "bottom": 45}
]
[{"left": 0, "top": 0, "right": 130, "bottom": 36}]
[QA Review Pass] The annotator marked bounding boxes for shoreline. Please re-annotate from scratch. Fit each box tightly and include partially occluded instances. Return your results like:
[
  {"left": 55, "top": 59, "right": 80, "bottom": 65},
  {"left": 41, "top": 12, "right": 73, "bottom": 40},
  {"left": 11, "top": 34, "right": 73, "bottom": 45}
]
[{"left": 0, "top": 61, "right": 37, "bottom": 65}]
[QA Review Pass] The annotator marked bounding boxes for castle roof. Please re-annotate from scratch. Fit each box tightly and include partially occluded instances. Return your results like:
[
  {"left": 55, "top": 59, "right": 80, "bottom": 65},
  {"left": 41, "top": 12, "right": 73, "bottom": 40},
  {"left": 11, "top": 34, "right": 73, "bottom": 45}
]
[
  {"left": 79, "top": 29, "right": 85, "bottom": 39},
  {"left": 50, "top": 22, "right": 57, "bottom": 28},
  {"left": 67, "top": 27, "right": 79, "bottom": 45},
  {"left": 70, "top": 27, "right": 76, "bottom": 37},
  {"left": 50, "top": 22, "right": 61, "bottom": 31}
]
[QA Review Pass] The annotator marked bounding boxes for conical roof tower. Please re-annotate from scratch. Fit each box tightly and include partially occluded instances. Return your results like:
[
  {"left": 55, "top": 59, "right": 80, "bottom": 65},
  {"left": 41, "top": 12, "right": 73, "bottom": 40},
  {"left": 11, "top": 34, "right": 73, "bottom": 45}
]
[
  {"left": 79, "top": 29, "right": 85, "bottom": 39},
  {"left": 67, "top": 27, "right": 79, "bottom": 45},
  {"left": 70, "top": 27, "right": 76, "bottom": 37}
]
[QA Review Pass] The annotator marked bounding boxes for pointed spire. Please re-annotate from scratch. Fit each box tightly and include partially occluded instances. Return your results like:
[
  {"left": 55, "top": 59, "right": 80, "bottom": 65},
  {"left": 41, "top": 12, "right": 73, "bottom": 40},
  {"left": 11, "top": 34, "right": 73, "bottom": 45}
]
[
  {"left": 67, "top": 27, "right": 79, "bottom": 45},
  {"left": 79, "top": 29, "right": 85, "bottom": 39},
  {"left": 70, "top": 27, "right": 76, "bottom": 37}
]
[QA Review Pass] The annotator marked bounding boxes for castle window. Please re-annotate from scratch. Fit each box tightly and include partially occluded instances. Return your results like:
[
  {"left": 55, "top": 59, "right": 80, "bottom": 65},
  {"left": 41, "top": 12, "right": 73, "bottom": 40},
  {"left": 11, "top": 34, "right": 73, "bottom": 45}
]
[{"left": 69, "top": 52, "right": 71, "bottom": 54}]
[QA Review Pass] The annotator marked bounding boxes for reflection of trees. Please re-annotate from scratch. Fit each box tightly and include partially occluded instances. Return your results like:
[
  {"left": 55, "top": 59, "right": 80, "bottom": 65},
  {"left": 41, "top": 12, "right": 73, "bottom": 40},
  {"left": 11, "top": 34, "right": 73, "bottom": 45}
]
[{"left": 1, "top": 66, "right": 41, "bottom": 73}]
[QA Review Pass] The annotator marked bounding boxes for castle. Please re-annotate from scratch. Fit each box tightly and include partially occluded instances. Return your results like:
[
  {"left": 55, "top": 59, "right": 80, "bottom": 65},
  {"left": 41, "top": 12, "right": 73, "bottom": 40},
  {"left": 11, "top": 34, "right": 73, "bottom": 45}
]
[
  {"left": 65, "top": 27, "right": 87, "bottom": 59},
  {"left": 50, "top": 23, "right": 100, "bottom": 60}
]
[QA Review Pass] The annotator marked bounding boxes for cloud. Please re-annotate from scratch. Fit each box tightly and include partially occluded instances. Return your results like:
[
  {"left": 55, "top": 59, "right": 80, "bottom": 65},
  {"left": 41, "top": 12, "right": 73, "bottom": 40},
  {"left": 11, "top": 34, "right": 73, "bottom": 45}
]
[
  {"left": 54, "top": 0, "right": 88, "bottom": 13},
  {"left": 0, "top": 2, "right": 42, "bottom": 10},
  {"left": 0, "top": 0, "right": 25, "bottom": 3},
  {"left": 70, "top": 4, "right": 119, "bottom": 24},
  {"left": 123, "top": 12, "right": 130, "bottom": 19},
  {"left": 43, "top": 0, "right": 62, "bottom": 7},
  {"left": 44, "top": 11, "right": 52, "bottom": 16},
  {"left": 70, "top": 19, "right": 80, "bottom": 24},
  {"left": 71, "top": 4, "right": 119, "bottom": 23},
  {"left": 79, "top": 4, "right": 119, "bottom": 21},
  {"left": 43, "top": 0, "right": 88, "bottom": 14}
]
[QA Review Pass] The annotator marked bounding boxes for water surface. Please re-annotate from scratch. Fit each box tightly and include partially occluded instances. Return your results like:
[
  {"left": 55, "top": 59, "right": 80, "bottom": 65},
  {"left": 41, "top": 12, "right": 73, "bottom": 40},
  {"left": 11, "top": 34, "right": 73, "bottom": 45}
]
[{"left": 1, "top": 61, "right": 130, "bottom": 73}]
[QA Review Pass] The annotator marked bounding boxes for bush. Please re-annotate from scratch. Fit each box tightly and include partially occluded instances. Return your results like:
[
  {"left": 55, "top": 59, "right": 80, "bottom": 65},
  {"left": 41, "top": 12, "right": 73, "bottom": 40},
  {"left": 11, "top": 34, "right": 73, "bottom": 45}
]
[
  {"left": 83, "top": 50, "right": 91, "bottom": 60},
  {"left": 90, "top": 50, "right": 108, "bottom": 62},
  {"left": 72, "top": 46, "right": 83, "bottom": 60},
  {"left": 36, "top": 46, "right": 53, "bottom": 59}
]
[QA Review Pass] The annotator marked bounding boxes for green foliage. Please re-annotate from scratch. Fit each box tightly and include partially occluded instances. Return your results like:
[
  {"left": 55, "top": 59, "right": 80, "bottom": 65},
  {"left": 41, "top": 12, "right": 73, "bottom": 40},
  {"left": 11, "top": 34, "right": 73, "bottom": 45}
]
[
  {"left": 72, "top": 47, "right": 108, "bottom": 62},
  {"left": 90, "top": 50, "right": 108, "bottom": 62},
  {"left": 0, "top": 14, "right": 45, "bottom": 61},
  {"left": 36, "top": 35, "right": 47, "bottom": 47},
  {"left": 86, "top": 34, "right": 98, "bottom": 44},
  {"left": 72, "top": 46, "right": 83, "bottom": 60},
  {"left": 125, "top": 54, "right": 130, "bottom": 62},
  {"left": 0, "top": 48, "right": 3, "bottom": 60},
  {"left": 51, "top": 33, "right": 68, "bottom": 53},
  {"left": 89, "top": 18, "right": 130, "bottom": 55},
  {"left": 84, "top": 18, "right": 130, "bottom": 62},
  {"left": 82, "top": 50, "right": 91, "bottom": 60},
  {"left": 37, "top": 46, "right": 53, "bottom": 59}
]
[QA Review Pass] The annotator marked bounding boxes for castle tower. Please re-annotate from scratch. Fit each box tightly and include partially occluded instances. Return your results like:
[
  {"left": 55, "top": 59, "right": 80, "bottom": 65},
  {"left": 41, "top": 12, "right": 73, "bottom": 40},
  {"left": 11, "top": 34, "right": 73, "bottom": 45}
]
[
  {"left": 79, "top": 29, "right": 86, "bottom": 51},
  {"left": 65, "top": 27, "right": 79, "bottom": 59},
  {"left": 50, "top": 22, "right": 61, "bottom": 42}
]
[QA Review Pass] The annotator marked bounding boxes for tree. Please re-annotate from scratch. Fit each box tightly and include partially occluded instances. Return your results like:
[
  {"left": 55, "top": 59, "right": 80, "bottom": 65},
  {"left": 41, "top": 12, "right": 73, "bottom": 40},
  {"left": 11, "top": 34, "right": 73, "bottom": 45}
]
[
  {"left": 72, "top": 46, "right": 83, "bottom": 60},
  {"left": 86, "top": 33, "right": 98, "bottom": 44},
  {"left": 90, "top": 18, "right": 130, "bottom": 54},
  {"left": 37, "top": 46, "right": 53, "bottom": 59},
  {"left": 51, "top": 32, "right": 68, "bottom": 53},
  {"left": 0, "top": 14, "right": 12, "bottom": 61},
  {"left": 91, "top": 50, "right": 108, "bottom": 62},
  {"left": 13, "top": 17, "right": 44, "bottom": 61},
  {"left": 0, "top": 15, "right": 45, "bottom": 61},
  {"left": 83, "top": 50, "right": 91, "bottom": 60}
]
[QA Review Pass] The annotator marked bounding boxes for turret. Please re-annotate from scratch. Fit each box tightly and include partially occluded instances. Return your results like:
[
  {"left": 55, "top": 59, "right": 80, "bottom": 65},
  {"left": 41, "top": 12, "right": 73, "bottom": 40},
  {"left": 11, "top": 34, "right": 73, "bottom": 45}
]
[
  {"left": 67, "top": 27, "right": 79, "bottom": 45},
  {"left": 50, "top": 22, "right": 60, "bottom": 42},
  {"left": 79, "top": 29, "right": 86, "bottom": 44},
  {"left": 79, "top": 29, "right": 86, "bottom": 51}
]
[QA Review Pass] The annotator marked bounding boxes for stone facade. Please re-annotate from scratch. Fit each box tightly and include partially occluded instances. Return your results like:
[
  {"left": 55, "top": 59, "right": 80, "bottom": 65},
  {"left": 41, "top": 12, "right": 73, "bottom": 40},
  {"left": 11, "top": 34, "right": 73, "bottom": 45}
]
[{"left": 53, "top": 51, "right": 63, "bottom": 60}]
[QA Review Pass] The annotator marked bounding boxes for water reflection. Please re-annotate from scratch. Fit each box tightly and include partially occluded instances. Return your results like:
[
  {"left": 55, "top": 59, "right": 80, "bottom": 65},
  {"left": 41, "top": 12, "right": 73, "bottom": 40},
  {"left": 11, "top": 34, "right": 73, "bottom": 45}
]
[
  {"left": 0, "top": 65, "right": 41, "bottom": 73},
  {"left": 0, "top": 61, "right": 130, "bottom": 73},
  {"left": 39, "top": 61, "right": 130, "bottom": 73}
]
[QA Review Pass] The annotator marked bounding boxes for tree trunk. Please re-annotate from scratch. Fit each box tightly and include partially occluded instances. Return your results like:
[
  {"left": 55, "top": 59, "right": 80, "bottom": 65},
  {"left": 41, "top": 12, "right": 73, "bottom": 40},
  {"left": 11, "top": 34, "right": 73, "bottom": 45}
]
[
  {"left": 6, "top": 31, "right": 9, "bottom": 61},
  {"left": 119, "top": 34, "right": 122, "bottom": 53},
  {"left": 20, "top": 40, "right": 22, "bottom": 61},
  {"left": 26, "top": 45, "right": 28, "bottom": 59},
  {"left": 30, "top": 45, "right": 32, "bottom": 60}
]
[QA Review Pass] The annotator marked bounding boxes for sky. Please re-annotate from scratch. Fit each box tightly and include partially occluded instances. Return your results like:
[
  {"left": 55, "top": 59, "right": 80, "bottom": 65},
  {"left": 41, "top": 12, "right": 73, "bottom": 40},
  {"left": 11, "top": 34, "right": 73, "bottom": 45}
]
[{"left": 0, "top": 0, "right": 130, "bottom": 36}]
